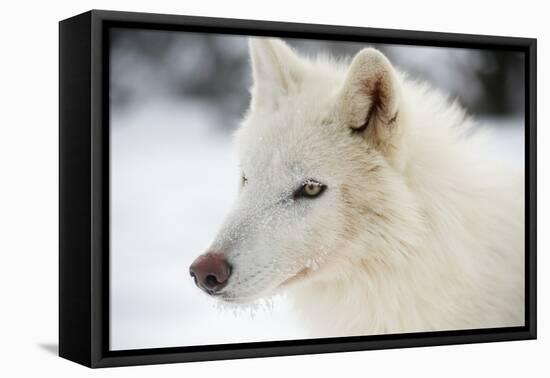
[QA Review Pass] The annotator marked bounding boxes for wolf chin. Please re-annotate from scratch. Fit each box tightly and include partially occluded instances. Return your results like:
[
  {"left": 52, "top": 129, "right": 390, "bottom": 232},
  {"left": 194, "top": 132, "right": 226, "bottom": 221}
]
[{"left": 189, "top": 38, "right": 524, "bottom": 337}]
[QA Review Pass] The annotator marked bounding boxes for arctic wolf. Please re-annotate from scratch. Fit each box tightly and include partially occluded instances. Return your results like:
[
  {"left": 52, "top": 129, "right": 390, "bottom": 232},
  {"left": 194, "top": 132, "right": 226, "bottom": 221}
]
[{"left": 190, "top": 38, "right": 524, "bottom": 336}]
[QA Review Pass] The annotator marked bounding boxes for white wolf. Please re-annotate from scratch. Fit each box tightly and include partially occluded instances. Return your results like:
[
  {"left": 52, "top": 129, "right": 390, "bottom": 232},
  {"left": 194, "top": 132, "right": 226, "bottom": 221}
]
[{"left": 189, "top": 37, "right": 525, "bottom": 337}]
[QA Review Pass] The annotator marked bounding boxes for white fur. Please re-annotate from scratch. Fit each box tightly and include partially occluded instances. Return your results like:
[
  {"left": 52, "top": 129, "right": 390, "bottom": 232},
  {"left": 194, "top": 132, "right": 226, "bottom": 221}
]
[{"left": 202, "top": 37, "right": 524, "bottom": 337}]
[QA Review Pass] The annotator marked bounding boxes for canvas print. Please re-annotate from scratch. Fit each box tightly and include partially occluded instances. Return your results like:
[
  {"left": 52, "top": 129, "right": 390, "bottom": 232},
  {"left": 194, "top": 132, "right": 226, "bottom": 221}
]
[{"left": 109, "top": 29, "right": 525, "bottom": 351}]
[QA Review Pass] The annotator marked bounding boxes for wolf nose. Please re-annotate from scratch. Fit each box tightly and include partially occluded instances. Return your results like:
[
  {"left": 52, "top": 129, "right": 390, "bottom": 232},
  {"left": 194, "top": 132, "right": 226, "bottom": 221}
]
[{"left": 189, "top": 252, "right": 231, "bottom": 294}]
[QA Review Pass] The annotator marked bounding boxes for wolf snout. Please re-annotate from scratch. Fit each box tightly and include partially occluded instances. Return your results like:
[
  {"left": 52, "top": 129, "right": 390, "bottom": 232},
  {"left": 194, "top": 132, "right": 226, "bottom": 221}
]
[{"left": 189, "top": 252, "right": 232, "bottom": 294}]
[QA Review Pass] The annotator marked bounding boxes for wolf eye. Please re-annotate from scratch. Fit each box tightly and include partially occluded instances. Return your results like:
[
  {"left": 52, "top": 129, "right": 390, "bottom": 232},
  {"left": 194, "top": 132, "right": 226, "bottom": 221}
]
[
  {"left": 241, "top": 175, "right": 248, "bottom": 187},
  {"left": 295, "top": 180, "right": 326, "bottom": 199}
]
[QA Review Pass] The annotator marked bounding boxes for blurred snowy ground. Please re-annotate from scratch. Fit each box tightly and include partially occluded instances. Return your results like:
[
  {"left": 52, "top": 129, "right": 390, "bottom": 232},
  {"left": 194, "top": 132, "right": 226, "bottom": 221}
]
[
  {"left": 110, "top": 96, "right": 524, "bottom": 351},
  {"left": 480, "top": 117, "right": 525, "bottom": 170}
]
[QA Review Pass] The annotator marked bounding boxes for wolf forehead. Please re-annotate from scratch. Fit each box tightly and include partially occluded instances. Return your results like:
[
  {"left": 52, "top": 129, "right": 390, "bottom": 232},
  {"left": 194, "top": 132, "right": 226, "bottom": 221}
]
[
  {"left": 235, "top": 114, "right": 361, "bottom": 189},
  {"left": 238, "top": 106, "right": 339, "bottom": 156}
]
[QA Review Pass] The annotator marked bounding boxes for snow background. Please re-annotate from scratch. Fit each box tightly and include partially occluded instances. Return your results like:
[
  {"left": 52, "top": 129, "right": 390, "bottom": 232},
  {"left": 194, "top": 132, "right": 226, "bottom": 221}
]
[{"left": 109, "top": 31, "right": 525, "bottom": 350}]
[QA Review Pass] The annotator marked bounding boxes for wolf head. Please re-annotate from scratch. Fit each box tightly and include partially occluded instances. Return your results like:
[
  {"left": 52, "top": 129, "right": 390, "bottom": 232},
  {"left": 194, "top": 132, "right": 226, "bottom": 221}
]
[{"left": 190, "top": 38, "right": 424, "bottom": 303}]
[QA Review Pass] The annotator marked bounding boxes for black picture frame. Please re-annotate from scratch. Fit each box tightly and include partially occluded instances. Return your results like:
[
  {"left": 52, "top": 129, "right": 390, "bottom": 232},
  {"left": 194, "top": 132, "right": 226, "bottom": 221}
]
[{"left": 59, "top": 9, "right": 537, "bottom": 368}]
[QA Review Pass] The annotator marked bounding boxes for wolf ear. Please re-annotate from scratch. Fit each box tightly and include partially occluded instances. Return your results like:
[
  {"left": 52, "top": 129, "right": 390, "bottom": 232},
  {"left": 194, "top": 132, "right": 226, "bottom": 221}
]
[
  {"left": 337, "top": 48, "right": 403, "bottom": 159},
  {"left": 248, "top": 38, "right": 304, "bottom": 108}
]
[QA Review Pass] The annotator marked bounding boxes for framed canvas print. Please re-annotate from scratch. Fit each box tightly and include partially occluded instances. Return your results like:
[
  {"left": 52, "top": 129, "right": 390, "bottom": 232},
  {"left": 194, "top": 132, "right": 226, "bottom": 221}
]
[{"left": 59, "top": 10, "right": 537, "bottom": 368}]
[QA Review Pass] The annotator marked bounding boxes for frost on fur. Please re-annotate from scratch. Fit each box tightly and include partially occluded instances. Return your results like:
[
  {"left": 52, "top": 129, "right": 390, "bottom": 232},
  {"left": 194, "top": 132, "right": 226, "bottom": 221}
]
[{"left": 191, "top": 37, "right": 525, "bottom": 338}]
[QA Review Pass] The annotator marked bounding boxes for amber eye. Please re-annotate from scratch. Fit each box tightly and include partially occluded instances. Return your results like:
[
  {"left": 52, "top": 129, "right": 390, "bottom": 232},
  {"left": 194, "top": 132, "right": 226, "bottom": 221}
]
[{"left": 295, "top": 180, "right": 326, "bottom": 199}]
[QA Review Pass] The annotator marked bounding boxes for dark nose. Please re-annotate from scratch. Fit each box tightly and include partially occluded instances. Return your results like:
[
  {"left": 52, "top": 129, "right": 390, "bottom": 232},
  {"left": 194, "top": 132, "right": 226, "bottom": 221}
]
[{"left": 189, "top": 252, "right": 231, "bottom": 294}]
